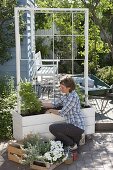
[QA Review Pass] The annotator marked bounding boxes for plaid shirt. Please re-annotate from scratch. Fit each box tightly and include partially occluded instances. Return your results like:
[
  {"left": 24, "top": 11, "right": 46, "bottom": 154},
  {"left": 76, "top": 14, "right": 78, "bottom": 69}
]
[{"left": 52, "top": 90, "right": 85, "bottom": 130}]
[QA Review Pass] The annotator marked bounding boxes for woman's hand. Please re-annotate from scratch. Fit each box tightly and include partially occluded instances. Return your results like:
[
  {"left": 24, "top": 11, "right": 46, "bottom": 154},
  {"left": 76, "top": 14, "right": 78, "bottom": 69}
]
[{"left": 47, "top": 109, "right": 59, "bottom": 115}]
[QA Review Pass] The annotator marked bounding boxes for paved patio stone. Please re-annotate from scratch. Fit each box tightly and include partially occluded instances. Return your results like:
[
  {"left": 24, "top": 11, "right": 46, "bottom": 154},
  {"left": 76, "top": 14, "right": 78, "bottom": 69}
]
[{"left": 0, "top": 133, "right": 113, "bottom": 170}]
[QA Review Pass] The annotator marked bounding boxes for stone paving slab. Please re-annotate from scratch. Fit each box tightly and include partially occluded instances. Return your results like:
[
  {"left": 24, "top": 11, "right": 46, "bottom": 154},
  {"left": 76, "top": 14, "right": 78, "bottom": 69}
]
[
  {"left": 89, "top": 98, "right": 113, "bottom": 123},
  {"left": 0, "top": 133, "right": 113, "bottom": 170}
]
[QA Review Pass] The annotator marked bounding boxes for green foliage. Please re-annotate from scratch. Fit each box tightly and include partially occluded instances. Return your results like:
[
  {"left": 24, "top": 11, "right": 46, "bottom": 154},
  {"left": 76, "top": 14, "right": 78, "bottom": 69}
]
[
  {"left": 0, "top": 76, "right": 15, "bottom": 97},
  {"left": 19, "top": 81, "right": 42, "bottom": 116},
  {"left": 81, "top": 0, "right": 113, "bottom": 64},
  {"left": 0, "top": 76, "right": 16, "bottom": 139},
  {"left": 96, "top": 66, "right": 113, "bottom": 85},
  {"left": 35, "top": 37, "right": 51, "bottom": 58},
  {"left": 21, "top": 134, "right": 65, "bottom": 165},
  {"left": 21, "top": 134, "right": 51, "bottom": 164},
  {"left": 0, "top": 0, "right": 25, "bottom": 64},
  {"left": 35, "top": 0, "right": 113, "bottom": 70},
  {"left": 35, "top": 13, "right": 53, "bottom": 30},
  {"left": 88, "top": 60, "right": 100, "bottom": 75},
  {"left": 0, "top": 0, "right": 17, "bottom": 64},
  {"left": 35, "top": 0, "right": 87, "bottom": 74},
  {"left": 22, "top": 134, "right": 41, "bottom": 148},
  {"left": 75, "top": 84, "right": 85, "bottom": 104}
]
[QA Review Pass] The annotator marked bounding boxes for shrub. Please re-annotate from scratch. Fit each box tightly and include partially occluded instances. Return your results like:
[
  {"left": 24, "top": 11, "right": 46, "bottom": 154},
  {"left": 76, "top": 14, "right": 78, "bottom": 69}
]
[
  {"left": 19, "top": 81, "right": 42, "bottom": 116},
  {"left": 96, "top": 66, "right": 113, "bottom": 85},
  {"left": 0, "top": 76, "right": 15, "bottom": 97},
  {"left": 0, "top": 76, "right": 16, "bottom": 139}
]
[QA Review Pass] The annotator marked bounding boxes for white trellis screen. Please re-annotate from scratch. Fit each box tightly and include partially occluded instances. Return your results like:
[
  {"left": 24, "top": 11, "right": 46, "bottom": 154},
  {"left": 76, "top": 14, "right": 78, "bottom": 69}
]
[{"left": 14, "top": 7, "right": 89, "bottom": 113}]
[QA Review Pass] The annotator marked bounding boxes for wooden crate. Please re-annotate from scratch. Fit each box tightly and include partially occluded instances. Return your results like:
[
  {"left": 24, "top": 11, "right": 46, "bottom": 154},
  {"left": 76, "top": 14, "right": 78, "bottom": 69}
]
[
  {"left": 7, "top": 143, "right": 24, "bottom": 164},
  {"left": 30, "top": 161, "right": 62, "bottom": 170}
]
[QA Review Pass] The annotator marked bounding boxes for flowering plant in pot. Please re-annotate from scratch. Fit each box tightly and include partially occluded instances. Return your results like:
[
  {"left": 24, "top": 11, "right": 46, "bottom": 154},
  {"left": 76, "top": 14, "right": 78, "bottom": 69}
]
[{"left": 20, "top": 134, "right": 67, "bottom": 169}]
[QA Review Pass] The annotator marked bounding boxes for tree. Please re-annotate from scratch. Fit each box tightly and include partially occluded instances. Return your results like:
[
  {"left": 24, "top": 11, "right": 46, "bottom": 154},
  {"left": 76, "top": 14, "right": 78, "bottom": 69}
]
[
  {"left": 35, "top": 0, "right": 113, "bottom": 74},
  {"left": 81, "top": 0, "right": 113, "bottom": 61}
]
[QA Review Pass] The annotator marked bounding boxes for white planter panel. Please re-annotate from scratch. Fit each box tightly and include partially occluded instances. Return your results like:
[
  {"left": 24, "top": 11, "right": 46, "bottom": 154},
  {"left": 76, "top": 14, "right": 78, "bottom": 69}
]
[
  {"left": 22, "top": 123, "right": 55, "bottom": 139},
  {"left": 13, "top": 120, "right": 23, "bottom": 140},
  {"left": 85, "top": 125, "right": 95, "bottom": 135},
  {"left": 12, "top": 111, "right": 65, "bottom": 140},
  {"left": 12, "top": 107, "right": 95, "bottom": 140},
  {"left": 82, "top": 107, "right": 95, "bottom": 117},
  {"left": 84, "top": 116, "right": 95, "bottom": 126},
  {"left": 82, "top": 107, "right": 95, "bottom": 135},
  {"left": 22, "top": 113, "right": 65, "bottom": 126}
]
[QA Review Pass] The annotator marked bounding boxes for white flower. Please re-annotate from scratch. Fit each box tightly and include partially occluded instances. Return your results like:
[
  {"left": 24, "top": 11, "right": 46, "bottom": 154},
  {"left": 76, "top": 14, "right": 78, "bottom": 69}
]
[
  {"left": 43, "top": 140, "right": 65, "bottom": 164},
  {"left": 52, "top": 156, "right": 57, "bottom": 162},
  {"left": 44, "top": 152, "right": 52, "bottom": 161}
]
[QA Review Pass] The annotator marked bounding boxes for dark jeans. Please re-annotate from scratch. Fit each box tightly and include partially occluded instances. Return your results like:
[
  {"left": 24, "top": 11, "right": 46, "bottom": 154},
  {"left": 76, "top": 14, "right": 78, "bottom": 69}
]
[{"left": 49, "top": 123, "right": 84, "bottom": 146}]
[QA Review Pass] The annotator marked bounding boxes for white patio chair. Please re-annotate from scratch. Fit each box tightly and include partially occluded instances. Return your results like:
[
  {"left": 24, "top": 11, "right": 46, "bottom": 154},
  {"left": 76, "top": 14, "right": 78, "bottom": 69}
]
[{"left": 33, "top": 51, "right": 60, "bottom": 98}]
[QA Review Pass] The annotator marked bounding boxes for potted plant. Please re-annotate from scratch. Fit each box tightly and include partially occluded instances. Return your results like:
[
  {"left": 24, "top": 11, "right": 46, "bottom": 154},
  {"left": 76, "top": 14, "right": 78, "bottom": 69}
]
[
  {"left": 12, "top": 80, "right": 95, "bottom": 141},
  {"left": 12, "top": 81, "right": 65, "bottom": 140},
  {"left": 19, "top": 81, "right": 44, "bottom": 116},
  {"left": 18, "top": 134, "right": 67, "bottom": 170}
]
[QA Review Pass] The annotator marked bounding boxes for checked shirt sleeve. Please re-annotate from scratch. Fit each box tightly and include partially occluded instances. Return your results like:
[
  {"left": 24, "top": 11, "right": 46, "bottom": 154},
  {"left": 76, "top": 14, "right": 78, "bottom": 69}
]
[
  {"left": 52, "top": 95, "right": 64, "bottom": 108},
  {"left": 59, "top": 94, "right": 78, "bottom": 116}
]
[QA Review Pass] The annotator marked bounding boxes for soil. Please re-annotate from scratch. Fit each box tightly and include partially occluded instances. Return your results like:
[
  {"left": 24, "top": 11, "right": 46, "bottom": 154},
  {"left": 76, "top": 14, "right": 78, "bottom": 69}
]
[{"left": 21, "top": 107, "right": 48, "bottom": 116}]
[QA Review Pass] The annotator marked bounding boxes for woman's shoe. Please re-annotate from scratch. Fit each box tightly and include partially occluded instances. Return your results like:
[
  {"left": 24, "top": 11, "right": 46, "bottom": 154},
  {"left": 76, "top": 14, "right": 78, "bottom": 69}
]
[{"left": 69, "top": 143, "right": 78, "bottom": 150}]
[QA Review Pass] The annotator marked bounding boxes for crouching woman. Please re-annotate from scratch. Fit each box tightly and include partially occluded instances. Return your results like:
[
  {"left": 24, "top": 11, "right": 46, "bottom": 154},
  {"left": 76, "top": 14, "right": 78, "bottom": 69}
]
[{"left": 43, "top": 77, "right": 85, "bottom": 150}]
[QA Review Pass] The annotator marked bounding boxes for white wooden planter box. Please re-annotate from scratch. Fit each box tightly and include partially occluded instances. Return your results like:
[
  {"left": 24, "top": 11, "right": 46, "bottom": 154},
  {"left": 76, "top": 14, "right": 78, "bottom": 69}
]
[
  {"left": 82, "top": 107, "right": 95, "bottom": 135},
  {"left": 12, "top": 110, "right": 65, "bottom": 140},
  {"left": 12, "top": 107, "right": 95, "bottom": 140}
]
